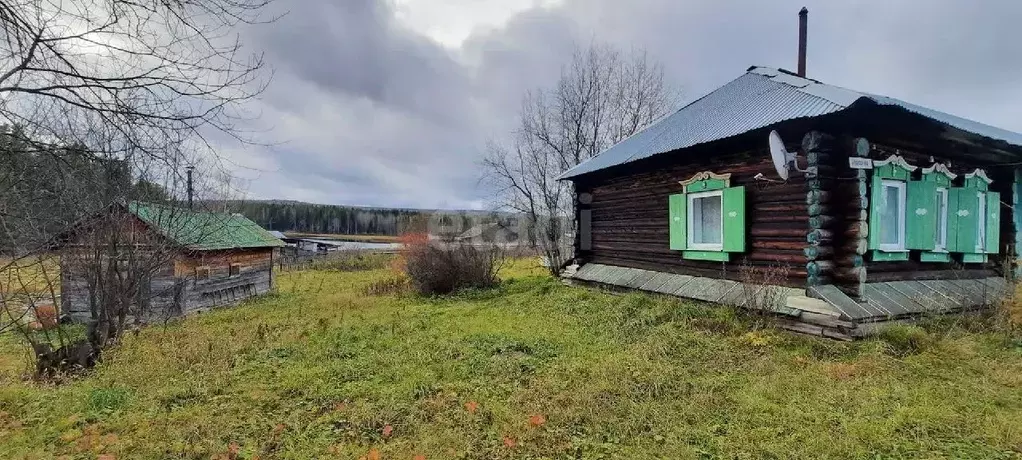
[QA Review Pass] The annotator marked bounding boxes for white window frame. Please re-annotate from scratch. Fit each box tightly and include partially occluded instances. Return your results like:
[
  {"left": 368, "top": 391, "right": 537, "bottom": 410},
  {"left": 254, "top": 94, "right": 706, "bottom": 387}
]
[
  {"left": 879, "top": 179, "right": 907, "bottom": 251},
  {"left": 687, "top": 189, "right": 724, "bottom": 251},
  {"left": 976, "top": 191, "right": 986, "bottom": 252},
  {"left": 934, "top": 187, "right": 949, "bottom": 252}
]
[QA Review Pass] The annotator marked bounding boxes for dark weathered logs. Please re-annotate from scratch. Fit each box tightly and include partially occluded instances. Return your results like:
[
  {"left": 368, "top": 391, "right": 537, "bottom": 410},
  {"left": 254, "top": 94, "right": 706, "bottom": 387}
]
[
  {"left": 758, "top": 203, "right": 810, "bottom": 213},
  {"left": 844, "top": 222, "right": 868, "bottom": 238},
  {"left": 843, "top": 239, "right": 867, "bottom": 255},
  {"left": 804, "top": 246, "right": 834, "bottom": 260},
  {"left": 844, "top": 210, "right": 868, "bottom": 222},
  {"left": 834, "top": 266, "right": 867, "bottom": 284},
  {"left": 802, "top": 131, "right": 836, "bottom": 152},
  {"left": 804, "top": 165, "right": 837, "bottom": 178},
  {"left": 806, "top": 190, "right": 831, "bottom": 205},
  {"left": 807, "top": 229, "right": 834, "bottom": 244},
  {"left": 806, "top": 260, "right": 835, "bottom": 276},
  {"left": 809, "top": 215, "right": 836, "bottom": 229},
  {"left": 752, "top": 227, "right": 807, "bottom": 238},
  {"left": 808, "top": 204, "right": 832, "bottom": 217},
  {"left": 753, "top": 240, "right": 808, "bottom": 251},
  {"left": 747, "top": 251, "right": 807, "bottom": 264},
  {"left": 838, "top": 254, "right": 864, "bottom": 267},
  {"left": 757, "top": 214, "right": 810, "bottom": 224}
]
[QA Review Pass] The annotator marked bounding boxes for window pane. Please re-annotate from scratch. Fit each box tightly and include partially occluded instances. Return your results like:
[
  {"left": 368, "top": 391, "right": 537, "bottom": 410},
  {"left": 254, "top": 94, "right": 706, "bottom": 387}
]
[
  {"left": 935, "top": 189, "right": 947, "bottom": 249},
  {"left": 880, "top": 185, "right": 901, "bottom": 245},
  {"left": 977, "top": 192, "right": 986, "bottom": 250},
  {"left": 692, "top": 195, "right": 722, "bottom": 245}
]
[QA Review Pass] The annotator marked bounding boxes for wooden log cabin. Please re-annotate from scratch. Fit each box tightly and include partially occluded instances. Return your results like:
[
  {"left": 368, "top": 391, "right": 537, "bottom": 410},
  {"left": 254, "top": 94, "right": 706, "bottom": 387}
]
[
  {"left": 559, "top": 66, "right": 1022, "bottom": 339},
  {"left": 56, "top": 202, "right": 284, "bottom": 323}
]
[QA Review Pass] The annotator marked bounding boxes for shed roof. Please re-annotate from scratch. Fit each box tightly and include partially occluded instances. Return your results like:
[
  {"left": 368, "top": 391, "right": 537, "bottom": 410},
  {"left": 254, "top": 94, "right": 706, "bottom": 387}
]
[
  {"left": 127, "top": 202, "right": 284, "bottom": 251},
  {"left": 559, "top": 66, "right": 1022, "bottom": 179}
]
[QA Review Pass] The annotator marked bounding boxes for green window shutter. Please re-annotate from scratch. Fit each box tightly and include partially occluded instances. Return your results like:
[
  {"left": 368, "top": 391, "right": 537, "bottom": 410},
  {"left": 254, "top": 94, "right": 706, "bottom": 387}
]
[
  {"left": 868, "top": 174, "right": 884, "bottom": 249},
  {"left": 953, "top": 188, "right": 980, "bottom": 253},
  {"left": 986, "top": 191, "right": 1001, "bottom": 254},
  {"left": 669, "top": 193, "right": 687, "bottom": 250},
  {"left": 945, "top": 189, "right": 960, "bottom": 252},
  {"left": 906, "top": 180, "right": 936, "bottom": 250},
  {"left": 722, "top": 186, "right": 746, "bottom": 252}
]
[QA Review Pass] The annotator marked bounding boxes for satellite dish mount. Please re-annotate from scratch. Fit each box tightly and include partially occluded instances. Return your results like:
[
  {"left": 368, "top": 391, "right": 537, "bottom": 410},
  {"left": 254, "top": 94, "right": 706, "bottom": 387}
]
[{"left": 768, "top": 130, "right": 805, "bottom": 180}]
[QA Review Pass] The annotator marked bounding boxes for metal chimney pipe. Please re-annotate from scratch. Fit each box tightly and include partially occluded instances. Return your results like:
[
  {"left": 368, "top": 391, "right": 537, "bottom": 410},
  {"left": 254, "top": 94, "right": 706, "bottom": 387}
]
[
  {"left": 186, "top": 166, "right": 194, "bottom": 209},
  {"left": 798, "top": 7, "right": 808, "bottom": 77}
]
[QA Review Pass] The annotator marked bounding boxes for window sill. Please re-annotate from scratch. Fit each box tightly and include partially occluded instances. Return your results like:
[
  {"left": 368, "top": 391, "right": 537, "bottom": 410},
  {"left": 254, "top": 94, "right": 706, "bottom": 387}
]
[
  {"left": 682, "top": 251, "right": 730, "bottom": 262},
  {"left": 962, "top": 253, "right": 989, "bottom": 264},
  {"left": 870, "top": 250, "right": 909, "bottom": 262},
  {"left": 920, "top": 251, "right": 951, "bottom": 263}
]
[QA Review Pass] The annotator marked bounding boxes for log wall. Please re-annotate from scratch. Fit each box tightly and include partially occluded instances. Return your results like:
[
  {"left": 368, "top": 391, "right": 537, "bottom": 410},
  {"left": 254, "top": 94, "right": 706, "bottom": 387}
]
[
  {"left": 61, "top": 248, "right": 276, "bottom": 323},
  {"left": 575, "top": 149, "right": 809, "bottom": 287},
  {"left": 831, "top": 138, "right": 1004, "bottom": 286}
]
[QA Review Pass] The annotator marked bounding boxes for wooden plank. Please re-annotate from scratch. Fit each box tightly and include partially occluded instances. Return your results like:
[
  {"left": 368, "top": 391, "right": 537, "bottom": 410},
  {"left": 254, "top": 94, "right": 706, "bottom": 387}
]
[
  {"left": 637, "top": 272, "right": 672, "bottom": 292},
  {"left": 624, "top": 269, "right": 656, "bottom": 289},
  {"left": 872, "top": 283, "right": 927, "bottom": 314},
  {"left": 799, "top": 311, "right": 856, "bottom": 329},
  {"left": 719, "top": 282, "right": 756, "bottom": 307},
  {"left": 950, "top": 279, "right": 999, "bottom": 307},
  {"left": 918, "top": 280, "right": 966, "bottom": 309},
  {"left": 973, "top": 278, "right": 1007, "bottom": 303},
  {"left": 676, "top": 277, "right": 713, "bottom": 300},
  {"left": 946, "top": 279, "right": 985, "bottom": 307},
  {"left": 886, "top": 281, "right": 946, "bottom": 312},
  {"left": 861, "top": 296, "right": 894, "bottom": 318},
  {"left": 785, "top": 296, "right": 842, "bottom": 318},
  {"left": 809, "top": 285, "right": 872, "bottom": 320},
  {"left": 687, "top": 279, "right": 738, "bottom": 303},
  {"left": 978, "top": 277, "right": 1008, "bottom": 295},
  {"left": 603, "top": 266, "right": 636, "bottom": 285},
  {"left": 573, "top": 263, "right": 602, "bottom": 281},
  {"left": 716, "top": 281, "right": 742, "bottom": 304},
  {"left": 654, "top": 274, "right": 693, "bottom": 295}
]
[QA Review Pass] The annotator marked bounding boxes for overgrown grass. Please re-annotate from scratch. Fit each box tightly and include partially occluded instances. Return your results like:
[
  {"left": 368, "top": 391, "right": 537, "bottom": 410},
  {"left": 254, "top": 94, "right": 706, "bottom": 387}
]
[{"left": 1, "top": 261, "right": 1021, "bottom": 458}]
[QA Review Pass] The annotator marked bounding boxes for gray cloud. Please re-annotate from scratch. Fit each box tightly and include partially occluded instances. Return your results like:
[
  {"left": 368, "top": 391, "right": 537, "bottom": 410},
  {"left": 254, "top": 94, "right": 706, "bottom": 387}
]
[{"left": 225, "top": 0, "right": 1022, "bottom": 209}]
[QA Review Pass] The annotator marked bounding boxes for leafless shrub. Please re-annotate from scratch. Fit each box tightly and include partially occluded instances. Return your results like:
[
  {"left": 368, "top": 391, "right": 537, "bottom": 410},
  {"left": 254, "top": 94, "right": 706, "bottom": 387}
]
[
  {"left": 403, "top": 241, "right": 505, "bottom": 296},
  {"left": 737, "top": 262, "right": 793, "bottom": 323}
]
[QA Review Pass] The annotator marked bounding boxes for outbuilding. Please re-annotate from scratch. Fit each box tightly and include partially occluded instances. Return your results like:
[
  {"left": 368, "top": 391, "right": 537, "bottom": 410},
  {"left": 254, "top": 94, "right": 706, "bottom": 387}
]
[{"left": 56, "top": 202, "right": 284, "bottom": 323}]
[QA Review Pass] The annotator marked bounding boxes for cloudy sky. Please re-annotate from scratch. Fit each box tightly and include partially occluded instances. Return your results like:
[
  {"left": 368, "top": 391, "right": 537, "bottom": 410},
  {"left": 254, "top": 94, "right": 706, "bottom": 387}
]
[{"left": 220, "top": 0, "right": 1022, "bottom": 210}]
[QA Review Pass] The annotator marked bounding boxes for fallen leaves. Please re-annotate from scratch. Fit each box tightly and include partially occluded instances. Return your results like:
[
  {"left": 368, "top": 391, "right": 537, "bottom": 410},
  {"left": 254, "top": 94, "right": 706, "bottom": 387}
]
[
  {"left": 502, "top": 436, "right": 517, "bottom": 449},
  {"left": 528, "top": 414, "right": 546, "bottom": 427},
  {"left": 464, "top": 401, "right": 479, "bottom": 414},
  {"left": 357, "top": 447, "right": 381, "bottom": 460}
]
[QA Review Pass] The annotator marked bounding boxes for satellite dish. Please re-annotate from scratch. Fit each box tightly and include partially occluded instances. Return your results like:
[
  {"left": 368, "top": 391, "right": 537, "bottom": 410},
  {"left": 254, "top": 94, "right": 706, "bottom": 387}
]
[{"left": 768, "top": 130, "right": 797, "bottom": 180}]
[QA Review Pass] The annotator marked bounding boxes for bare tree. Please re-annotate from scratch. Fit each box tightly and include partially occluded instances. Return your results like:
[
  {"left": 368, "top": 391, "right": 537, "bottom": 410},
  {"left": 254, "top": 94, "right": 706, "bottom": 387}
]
[
  {"left": 483, "top": 43, "right": 678, "bottom": 275},
  {"left": 0, "top": 0, "right": 275, "bottom": 374}
]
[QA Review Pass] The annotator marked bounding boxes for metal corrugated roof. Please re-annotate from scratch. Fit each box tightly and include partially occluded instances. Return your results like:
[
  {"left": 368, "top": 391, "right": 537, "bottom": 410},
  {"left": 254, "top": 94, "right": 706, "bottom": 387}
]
[
  {"left": 129, "top": 202, "right": 285, "bottom": 251},
  {"left": 559, "top": 66, "right": 1022, "bottom": 179}
]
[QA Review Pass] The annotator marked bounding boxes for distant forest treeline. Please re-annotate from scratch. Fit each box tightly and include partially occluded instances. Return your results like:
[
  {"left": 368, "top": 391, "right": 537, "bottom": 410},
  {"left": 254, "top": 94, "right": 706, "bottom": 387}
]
[{"left": 233, "top": 201, "right": 509, "bottom": 236}]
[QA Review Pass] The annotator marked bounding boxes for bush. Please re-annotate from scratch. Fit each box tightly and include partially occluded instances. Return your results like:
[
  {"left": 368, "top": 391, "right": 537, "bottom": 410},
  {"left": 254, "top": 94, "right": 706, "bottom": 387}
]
[{"left": 400, "top": 234, "right": 504, "bottom": 295}]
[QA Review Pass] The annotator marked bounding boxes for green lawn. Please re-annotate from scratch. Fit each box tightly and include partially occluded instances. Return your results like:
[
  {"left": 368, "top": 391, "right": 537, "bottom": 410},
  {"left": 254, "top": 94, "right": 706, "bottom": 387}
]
[{"left": 1, "top": 262, "right": 1022, "bottom": 459}]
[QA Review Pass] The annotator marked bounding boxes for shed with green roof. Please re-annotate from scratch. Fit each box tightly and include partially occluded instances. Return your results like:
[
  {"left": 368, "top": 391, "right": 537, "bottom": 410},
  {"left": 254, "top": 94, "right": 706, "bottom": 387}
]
[{"left": 58, "top": 201, "right": 284, "bottom": 323}]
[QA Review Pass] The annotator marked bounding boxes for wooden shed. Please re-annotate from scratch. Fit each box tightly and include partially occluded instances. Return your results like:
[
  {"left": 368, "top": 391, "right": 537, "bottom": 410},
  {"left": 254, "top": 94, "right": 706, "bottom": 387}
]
[
  {"left": 559, "top": 66, "right": 1022, "bottom": 339},
  {"left": 57, "top": 202, "right": 284, "bottom": 323}
]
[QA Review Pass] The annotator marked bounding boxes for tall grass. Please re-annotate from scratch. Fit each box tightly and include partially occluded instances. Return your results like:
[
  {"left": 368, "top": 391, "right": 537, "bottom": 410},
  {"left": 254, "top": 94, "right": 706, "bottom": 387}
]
[{"left": 0, "top": 262, "right": 1020, "bottom": 458}]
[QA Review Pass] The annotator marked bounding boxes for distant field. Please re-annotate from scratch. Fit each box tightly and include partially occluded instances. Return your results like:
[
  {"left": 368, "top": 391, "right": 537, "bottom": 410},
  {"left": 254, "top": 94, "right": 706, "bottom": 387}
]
[
  {"left": 2, "top": 261, "right": 1022, "bottom": 458},
  {"left": 283, "top": 232, "right": 401, "bottom": 244},
  {"left": 0, "top": 256, "right": 60, "bottom": 296}
]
